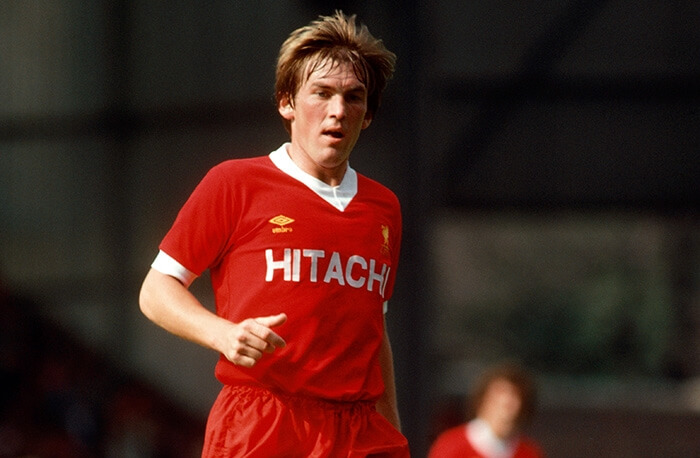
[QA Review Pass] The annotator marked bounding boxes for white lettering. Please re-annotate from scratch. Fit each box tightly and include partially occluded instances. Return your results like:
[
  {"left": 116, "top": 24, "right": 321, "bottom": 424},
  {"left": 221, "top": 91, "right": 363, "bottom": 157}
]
[
  {"left": 303, "top": 249, "right": 325, "bottom": 282},
  {"left": 265, "top": 248, "right": 291, "bottom": 281},
  {"left": 265, "top": 248, "right": 389, "bottom": 297},
  {"left": 292, "top": 249, "right": 301, "bottom": 282},
  {"left": 345, "top": 255, "right": 367, "bottom": 288},
  {"left": 323, "top": 252, "right": 345, "bottom": 285},
  {"left": 367, "top": 259, "right": 386, "bottom": 293},
  {"left": 380, "top": 267, "right": 390, "bottom": 297}
]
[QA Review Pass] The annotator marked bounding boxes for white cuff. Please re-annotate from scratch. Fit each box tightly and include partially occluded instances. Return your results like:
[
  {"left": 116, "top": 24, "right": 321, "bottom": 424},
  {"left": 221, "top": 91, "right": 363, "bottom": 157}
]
[{"left": 151, "top": 250, "right": 198, "bottom": 288}]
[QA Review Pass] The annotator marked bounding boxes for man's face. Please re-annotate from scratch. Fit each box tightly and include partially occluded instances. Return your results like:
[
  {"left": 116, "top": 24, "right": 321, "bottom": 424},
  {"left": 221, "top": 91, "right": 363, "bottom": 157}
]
[
  {"left": 278, "top": 59, "right": 372, "bottom": 185},
  {"left": 478, "top": 378, "right": 523, "bottom": 438}
]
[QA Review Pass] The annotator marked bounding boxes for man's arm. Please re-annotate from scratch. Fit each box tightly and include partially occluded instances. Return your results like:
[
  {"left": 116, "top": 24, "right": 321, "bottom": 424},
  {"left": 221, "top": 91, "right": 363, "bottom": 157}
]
[
  {"left": 376, "top": 319, "right": 402, "bottom": 431},
  {"left": 139, "top": 268, "right": 286, "bottom": 367}
]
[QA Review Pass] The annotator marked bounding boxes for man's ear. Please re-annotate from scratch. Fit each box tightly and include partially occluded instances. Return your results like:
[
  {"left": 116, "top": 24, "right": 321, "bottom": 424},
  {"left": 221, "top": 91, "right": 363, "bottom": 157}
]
[
  {"left": 362, "top": 113, "right": 373, "bottom": 129},
  {"left": 278, "top": 97, "right": 295, "bottom": 120}
]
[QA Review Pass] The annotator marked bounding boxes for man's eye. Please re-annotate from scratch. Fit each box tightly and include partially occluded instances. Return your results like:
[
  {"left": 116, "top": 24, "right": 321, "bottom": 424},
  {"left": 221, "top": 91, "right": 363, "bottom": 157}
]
[{"left": 347, "top": 93, "right": 365, "bottom": 103}]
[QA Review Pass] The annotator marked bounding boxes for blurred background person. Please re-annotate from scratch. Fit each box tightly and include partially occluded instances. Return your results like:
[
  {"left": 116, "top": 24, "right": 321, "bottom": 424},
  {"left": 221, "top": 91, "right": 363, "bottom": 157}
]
[{"left": 428, "top": 362, "right": 543, "bottom": 458}]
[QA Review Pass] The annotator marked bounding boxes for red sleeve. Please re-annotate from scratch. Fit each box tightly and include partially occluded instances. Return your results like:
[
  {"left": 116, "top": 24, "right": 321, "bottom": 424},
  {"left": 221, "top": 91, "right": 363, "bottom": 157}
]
[{"left": 159, "top": 163, "right": 236, "bottom": 276}]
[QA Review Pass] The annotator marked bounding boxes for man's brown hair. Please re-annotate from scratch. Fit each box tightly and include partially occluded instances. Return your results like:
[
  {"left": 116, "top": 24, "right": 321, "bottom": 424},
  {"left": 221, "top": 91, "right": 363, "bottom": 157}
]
[{"left": 275, "top": 11, "right": 396, "bottom": 132}]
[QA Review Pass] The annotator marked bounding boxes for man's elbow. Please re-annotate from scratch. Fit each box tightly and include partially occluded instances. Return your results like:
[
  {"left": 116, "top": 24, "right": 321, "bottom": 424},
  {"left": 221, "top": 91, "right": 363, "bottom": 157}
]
[{"left": 138, "top": 270, "right": 160, "bottom": 320}]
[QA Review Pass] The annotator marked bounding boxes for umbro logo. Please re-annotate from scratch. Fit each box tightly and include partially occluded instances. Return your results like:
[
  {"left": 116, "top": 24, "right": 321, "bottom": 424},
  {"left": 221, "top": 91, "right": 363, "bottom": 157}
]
[{"left": 269, "top": 215, "right": 294, "bottom": 233}]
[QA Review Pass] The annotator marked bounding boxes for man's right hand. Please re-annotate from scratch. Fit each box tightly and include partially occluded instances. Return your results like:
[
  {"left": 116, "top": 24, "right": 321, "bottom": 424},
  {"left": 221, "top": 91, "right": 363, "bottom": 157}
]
[{"left": 223, "top": 313, "right": 288, "bottom": 368}]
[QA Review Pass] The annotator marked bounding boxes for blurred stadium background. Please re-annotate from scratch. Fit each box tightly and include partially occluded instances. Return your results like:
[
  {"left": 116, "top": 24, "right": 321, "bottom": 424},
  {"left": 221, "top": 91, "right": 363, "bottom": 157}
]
[{"left": 1, "top": 1, "right": 698, "bottom": 456}]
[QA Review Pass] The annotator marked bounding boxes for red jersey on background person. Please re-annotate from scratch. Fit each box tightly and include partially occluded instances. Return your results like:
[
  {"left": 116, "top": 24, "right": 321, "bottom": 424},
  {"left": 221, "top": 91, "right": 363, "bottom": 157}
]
[
  {"left": 428, "top": 363, "right": 544, "bottom": 458},
  {"left": 139, "top": 10, "right": 409, "bottom": 457}
]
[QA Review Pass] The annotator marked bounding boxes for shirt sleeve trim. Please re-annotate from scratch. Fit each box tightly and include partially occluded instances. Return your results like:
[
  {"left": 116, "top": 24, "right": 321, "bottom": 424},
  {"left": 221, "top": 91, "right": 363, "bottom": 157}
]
[{"left": 151, "top": 250, "right": 198, "bottom": 288}]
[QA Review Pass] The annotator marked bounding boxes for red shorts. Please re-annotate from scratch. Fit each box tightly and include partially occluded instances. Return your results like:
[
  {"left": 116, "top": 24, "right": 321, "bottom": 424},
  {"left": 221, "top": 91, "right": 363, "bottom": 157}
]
[{"left": 202, "top": 385, "right": 410, "bottom": 457}]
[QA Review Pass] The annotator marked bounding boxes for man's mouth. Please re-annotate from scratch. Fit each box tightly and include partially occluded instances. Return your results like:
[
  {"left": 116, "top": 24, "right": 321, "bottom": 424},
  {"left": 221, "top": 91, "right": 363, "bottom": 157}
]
[{"left": 323, "top": 130, "right": 344, "bottom": 139}]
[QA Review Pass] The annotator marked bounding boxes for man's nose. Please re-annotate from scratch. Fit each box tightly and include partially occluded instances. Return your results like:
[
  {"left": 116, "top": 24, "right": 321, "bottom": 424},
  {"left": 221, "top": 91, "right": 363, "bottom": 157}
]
[{"left": 328, "top": 95, "right": 346, "bottom": 118}]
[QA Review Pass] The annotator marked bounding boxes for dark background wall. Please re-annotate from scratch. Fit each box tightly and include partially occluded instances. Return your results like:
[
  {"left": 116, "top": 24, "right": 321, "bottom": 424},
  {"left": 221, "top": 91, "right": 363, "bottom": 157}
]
[{"left": 1, "top": 1, "right": 698, "bottom": 456}]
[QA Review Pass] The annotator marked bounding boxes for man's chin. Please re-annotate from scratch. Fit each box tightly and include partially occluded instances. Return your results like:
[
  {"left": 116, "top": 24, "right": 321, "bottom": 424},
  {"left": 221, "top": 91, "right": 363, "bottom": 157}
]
[{"left": 318, "top": 149, "right": 350, "bottom": 166}]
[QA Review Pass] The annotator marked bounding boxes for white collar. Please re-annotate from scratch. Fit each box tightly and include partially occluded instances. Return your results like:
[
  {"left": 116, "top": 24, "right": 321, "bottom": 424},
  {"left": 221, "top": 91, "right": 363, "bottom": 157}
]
[
  {"left": 466, "top": 418, "right": 518, "bottom": 458},
  {"left": 269, "top": 143, "right": 357, "bottom": 212}
]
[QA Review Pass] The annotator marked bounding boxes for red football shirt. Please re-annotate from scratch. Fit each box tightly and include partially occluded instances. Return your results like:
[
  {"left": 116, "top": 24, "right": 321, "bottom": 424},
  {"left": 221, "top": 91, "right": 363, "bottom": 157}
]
[
  {"left": 156, "top": 144, "right": 402, "bottom": 402},
  {"left": 428, "top": 422, "right": 544, "bottom": 458}
]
